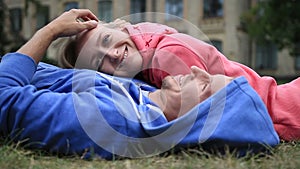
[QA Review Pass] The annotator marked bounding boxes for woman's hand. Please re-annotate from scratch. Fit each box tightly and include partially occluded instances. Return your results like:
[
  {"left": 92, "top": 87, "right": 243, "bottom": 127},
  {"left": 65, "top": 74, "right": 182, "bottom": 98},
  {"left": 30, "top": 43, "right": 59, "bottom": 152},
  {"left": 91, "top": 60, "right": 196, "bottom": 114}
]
[
  {"left": 17, "top": 9, "right": 98, "bottom": 64},
  {"left": 46, "top": 9, "right": 99, "bottom": 40}
]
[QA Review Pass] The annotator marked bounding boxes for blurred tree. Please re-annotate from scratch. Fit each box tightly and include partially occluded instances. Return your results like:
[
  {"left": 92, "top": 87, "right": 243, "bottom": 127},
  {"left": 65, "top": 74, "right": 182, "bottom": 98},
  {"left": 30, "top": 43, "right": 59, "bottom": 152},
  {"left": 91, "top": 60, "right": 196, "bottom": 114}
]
[
  {"left": 0, "top": 0, "right": 9, "bottom": 56},
  {"left": 0, "top": 0, "right": 56, "bottom": 65},
  {"left": 241, "top": 0, "right": 300, "bottom": 56},
  {"left": 0, "top": 0, "right": 42, "bottom": 56}
]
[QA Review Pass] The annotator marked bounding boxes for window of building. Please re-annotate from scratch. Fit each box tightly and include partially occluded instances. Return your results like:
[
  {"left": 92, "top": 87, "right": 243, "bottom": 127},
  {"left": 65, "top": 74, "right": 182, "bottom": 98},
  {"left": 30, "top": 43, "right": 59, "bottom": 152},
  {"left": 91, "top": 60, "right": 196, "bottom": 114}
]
[
  {"left": 151, "top": 0, "right": 157, "bottom": 12},
  {"left": 130, "top": 0, "right": 146, "bottom": 23},
  {"left": 203, "top": 0, "right": 224, "bottom": 18},
  {"left": 36, "top": 5, "right": 49, "bottom": 30},
  {"left": 255, "top": 43, "right": 278, "bottom": 70},
  {"left": 64, "top": 1, "right": 78, "bottom": 11},
  {"left": 9, "top": 8, "right": 22, "bottom": 32},
  {"left": 98, "top": 0, "right": 112, "bottom": 22},
  {"left": 210, "top": 40, "right": 223, "bottom": 53},
  {"left": 165, "top": 0, "right": 183, "bottom": 20}
]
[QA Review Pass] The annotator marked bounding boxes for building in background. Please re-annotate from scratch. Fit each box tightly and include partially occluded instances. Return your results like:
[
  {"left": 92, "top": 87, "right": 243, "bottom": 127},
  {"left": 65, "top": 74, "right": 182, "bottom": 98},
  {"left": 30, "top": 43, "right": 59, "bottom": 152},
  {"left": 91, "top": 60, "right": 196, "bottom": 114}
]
[{"left": 4, "top": 0, "right": 299, "bottom": 79}]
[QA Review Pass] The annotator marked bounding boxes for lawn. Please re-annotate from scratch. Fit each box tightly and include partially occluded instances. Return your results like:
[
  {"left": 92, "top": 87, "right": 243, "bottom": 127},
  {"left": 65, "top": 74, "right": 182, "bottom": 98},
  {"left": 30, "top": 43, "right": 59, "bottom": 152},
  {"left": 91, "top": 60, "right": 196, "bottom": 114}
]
[{"left": 0, "top": 141, "right": 299, "bottom": 169}]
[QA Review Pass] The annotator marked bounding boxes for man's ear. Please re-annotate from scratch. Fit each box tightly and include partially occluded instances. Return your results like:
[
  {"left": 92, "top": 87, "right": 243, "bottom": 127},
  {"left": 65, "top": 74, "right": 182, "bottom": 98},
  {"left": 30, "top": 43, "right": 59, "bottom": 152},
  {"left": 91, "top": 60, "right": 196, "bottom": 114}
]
[{"left": 191, "top": 66, "right": 210, "bottom": 81}]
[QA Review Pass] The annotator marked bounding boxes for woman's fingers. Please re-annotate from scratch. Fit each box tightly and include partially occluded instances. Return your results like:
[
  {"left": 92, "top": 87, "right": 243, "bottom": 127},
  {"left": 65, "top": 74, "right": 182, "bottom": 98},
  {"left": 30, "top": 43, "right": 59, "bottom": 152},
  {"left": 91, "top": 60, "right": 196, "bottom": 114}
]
[{"left": 79, "top": 20, "right": 98, "bottom": 29}]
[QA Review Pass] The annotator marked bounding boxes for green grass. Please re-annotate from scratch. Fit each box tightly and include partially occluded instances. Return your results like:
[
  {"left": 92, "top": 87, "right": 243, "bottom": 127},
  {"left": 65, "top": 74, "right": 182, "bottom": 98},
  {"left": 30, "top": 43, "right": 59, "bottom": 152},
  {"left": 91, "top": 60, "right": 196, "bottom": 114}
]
[{"left": 0, "top": 141, "right": 299, "bottom": 169}]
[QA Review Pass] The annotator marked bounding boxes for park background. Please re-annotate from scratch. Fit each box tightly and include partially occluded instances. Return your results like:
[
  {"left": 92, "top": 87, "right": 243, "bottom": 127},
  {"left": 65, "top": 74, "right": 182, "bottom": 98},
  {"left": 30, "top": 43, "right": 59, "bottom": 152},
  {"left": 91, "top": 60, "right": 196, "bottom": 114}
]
[
  {"left": 1, "top": 0, "right": 299, "bottom": 81},
  {"left": 0, "top": 0, "right": 299, "bottom": 168}
]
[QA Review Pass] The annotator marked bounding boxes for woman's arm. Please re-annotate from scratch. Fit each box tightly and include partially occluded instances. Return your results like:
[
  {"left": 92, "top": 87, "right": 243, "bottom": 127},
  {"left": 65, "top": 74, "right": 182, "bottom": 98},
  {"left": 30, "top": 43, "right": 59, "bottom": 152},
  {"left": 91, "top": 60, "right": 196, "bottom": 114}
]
[{"left": 17, "top": 9, "right": 98, "bottom": 64}]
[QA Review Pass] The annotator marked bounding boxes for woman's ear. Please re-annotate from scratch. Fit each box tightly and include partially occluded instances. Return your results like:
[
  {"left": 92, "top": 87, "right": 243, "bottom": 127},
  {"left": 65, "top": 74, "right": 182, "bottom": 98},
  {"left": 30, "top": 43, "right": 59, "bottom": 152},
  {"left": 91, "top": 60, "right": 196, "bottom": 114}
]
[{"left": 191, "top": 66, "right": 210, "bottom": 81}]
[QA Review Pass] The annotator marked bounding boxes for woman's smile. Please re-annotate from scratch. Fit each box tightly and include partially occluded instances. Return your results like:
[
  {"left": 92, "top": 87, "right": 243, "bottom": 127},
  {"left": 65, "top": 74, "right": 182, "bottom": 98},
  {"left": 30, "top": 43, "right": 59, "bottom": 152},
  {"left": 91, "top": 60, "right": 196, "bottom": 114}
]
[{"left": 119, "top": 45, "right": 128, "bottom": 68}]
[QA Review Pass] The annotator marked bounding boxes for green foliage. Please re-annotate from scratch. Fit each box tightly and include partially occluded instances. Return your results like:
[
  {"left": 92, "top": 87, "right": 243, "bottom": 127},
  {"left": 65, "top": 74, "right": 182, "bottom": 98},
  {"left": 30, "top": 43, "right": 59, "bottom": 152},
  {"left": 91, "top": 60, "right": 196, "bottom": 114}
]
[
  {"left": 241, "top": 0, "right": 300, "bottom": 56},
  {"left": 0, "top": 0, "right": 9, "bottom": 56},
  {"left": 0, "top": 0, "right": 43, "bottom": 56}
]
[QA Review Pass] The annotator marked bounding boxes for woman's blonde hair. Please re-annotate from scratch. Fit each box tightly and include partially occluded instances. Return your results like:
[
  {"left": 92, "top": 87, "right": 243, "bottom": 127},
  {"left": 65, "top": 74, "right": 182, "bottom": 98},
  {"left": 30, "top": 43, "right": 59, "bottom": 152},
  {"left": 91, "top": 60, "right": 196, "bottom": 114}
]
[
  {"left": 57, "top": 37, "right": 78, "bottom": 68},
  {"left": 58, "top": 19, "right": 131, "bottom": 69}
]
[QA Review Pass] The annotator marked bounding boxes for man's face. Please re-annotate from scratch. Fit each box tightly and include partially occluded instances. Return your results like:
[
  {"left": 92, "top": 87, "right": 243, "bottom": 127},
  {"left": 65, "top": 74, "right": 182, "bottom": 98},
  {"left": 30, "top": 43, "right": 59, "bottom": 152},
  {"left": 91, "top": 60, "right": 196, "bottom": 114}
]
[
  {"left": 76, "top": 23, "right": 143, "bottom": 77},
  {"left": 160, "top": 66, "right": 233, "bottom": 120}
]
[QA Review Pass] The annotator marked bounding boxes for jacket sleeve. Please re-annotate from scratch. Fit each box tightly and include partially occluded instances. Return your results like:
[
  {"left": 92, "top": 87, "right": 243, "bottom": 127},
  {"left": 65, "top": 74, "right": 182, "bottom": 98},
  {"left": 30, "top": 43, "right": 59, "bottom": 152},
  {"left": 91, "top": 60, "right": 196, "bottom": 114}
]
[{"left": 0, "top": 53, "right": 115, "bottom": 159}]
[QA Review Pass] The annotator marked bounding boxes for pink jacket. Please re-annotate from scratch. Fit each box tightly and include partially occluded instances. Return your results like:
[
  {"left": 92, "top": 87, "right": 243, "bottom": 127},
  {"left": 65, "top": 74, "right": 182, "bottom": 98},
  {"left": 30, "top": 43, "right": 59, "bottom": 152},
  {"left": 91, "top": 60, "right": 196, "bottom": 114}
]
[{"left": 125, "top": 22, "right": 300, "bottom": 141}]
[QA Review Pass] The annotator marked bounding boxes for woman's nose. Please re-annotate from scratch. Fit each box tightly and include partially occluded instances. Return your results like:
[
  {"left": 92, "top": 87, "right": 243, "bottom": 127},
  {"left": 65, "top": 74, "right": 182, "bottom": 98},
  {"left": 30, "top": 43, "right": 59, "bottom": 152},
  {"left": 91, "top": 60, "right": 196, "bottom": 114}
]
[
  {"left": 109, "top": 49, "right": 120, "bottom": 59},
  {"left": 105, "top": 49, "right": 121, "bottom": 63}
]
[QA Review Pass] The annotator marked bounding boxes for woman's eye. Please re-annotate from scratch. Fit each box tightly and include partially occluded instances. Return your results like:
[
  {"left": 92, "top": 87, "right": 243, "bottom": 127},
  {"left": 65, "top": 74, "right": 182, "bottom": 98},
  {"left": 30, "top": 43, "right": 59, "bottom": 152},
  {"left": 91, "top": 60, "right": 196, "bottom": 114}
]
[{"left": 102, "top": 34, "right": 110, "bottom": 45}]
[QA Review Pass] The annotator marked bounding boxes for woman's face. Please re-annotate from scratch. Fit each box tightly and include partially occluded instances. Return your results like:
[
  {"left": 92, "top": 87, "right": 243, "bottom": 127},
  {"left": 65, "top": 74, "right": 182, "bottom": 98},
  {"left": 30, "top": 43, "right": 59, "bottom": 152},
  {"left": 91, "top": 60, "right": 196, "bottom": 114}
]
[{"left": 76, "top": 23, "right": 143, "bottom": 77}]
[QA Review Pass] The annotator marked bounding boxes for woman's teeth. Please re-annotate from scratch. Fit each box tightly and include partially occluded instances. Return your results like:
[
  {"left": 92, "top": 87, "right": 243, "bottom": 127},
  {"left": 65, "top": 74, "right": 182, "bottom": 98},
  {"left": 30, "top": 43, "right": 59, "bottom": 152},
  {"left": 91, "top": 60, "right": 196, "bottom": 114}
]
[
  {"left": 124, "top": 50, "right": 128, "bottom": 59},
  {"left": 119, "top": 46, "right": 128, "bottom": 67}
]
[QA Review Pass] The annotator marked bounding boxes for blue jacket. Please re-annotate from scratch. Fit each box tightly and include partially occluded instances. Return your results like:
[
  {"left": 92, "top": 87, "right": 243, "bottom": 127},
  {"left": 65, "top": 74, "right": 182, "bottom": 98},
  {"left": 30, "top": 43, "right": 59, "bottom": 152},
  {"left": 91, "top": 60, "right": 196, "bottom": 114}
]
[{"left": 0, "top": 53, "right": 279, "bottom": 159}]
